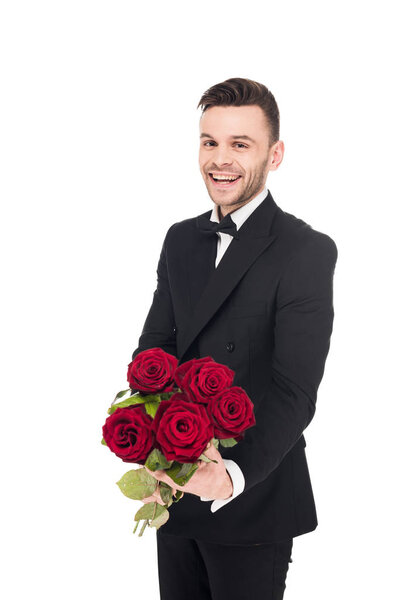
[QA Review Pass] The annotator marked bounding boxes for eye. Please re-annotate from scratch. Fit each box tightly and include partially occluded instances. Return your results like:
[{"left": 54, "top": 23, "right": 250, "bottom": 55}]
[
  {"left": 234, "top": 143, "right": 248, "bottom": 148},
  {"left": 203, "top": 141, "right": 216, "bottom": 147}
]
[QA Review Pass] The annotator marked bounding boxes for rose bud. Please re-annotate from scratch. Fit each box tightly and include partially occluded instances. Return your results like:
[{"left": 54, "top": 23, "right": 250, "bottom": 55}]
[
  {"left": 208, "top": 386, "right": 256, "bottom": 440},
  {"left": 174, "top": 356, "right": 235, "bottom": 404},
  {"left": 102, "top": 405, "right": 154, "bottom": 464},
  {"left": 151, "top": 393, "right": 214, "bottom": 462},
  {"left": 127, "top": 347, "right": 178, "bottom": 393}
]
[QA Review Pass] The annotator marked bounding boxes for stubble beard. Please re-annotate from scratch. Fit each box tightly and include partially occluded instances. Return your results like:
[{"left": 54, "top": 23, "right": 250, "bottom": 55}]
[{"left": 208, "top": 155, "right": 269, "bottom": 211}]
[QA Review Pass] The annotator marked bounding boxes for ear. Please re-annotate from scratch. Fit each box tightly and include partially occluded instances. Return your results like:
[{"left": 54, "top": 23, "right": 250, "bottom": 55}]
[{"left": 269, "top": 140, "right": 285, "bottom": 171}]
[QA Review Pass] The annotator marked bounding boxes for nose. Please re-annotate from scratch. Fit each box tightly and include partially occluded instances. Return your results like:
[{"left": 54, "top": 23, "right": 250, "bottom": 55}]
[{"left": 213, "top": 144, "right": 233, "bottom": 168}]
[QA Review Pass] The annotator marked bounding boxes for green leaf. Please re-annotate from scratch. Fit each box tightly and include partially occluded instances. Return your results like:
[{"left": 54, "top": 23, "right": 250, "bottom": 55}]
[
  {"left": 219, "top": 437, "right": 238, "bottom": 448},
  {"left": 164, "top": 461, "right": 199, "bottom": 486},
  {"left": 149, "top": 507, "right": 170, "bottom": 529},
  {"left": 145, "top": 448, "right": 173, "bottom": 471},
  {"left": 101, "top": 437, "right": 107, "bottom": 446},
  {"left": 109, "top": 391, "right": 177, "bottom": 415},
  {"left": 108, "top": 393, "right": 147, "bottom": 415},
  {"left": 134, "top": 502, "right": 158, "bottom": 521},
  {"left": 144, "top": 400, "right": 160, "bottom": 418},
  {"left": 139, "top": 393, "right": 168, "bottom": 403},
  {"left": 116, "top": 467, "right": 157, "bottom": 500},
  {"left": 172, "top": 489, "right": 184, "bottom": 502},
  {"left": 159, "top": 482, "right": 173, "bottom": 505},
  {"left": 109, "top": 389, "right": 131, "bottom": 410},
  {"left": 113, "top": 388, "right": 131, "bottom": 401},
  {"left": 212, "top": 437, "right": 219, "bottom": 449},
  {"left": 198, "top": 452, "right": 218, "bottom": 464},
  {"left": 159, "top": 391, "right": 176, "bottom": 400},
  {"left": 134, "top": 502, "right": 169, "bottom": 530},
  {"left": 108, "top": 391, "right": 177, "bottom": 415},
  {"left": 176, "top": 461, "right": 197, "bottom": 479}
]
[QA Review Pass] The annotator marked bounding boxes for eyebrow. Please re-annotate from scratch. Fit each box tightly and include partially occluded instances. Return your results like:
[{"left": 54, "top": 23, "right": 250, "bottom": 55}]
[{"left": 200, "top": 133, "right": 256, "bottom": 143}]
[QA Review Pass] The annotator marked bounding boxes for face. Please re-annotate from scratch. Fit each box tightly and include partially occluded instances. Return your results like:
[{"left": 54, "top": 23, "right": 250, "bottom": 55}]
[{"left": 199, "top": 105, "right": 284, "bottom": 216}]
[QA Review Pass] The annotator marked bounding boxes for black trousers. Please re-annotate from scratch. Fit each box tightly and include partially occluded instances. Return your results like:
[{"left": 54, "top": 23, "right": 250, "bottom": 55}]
[{"left": 156, "top": 530, "right": 293, "bottom": 600}]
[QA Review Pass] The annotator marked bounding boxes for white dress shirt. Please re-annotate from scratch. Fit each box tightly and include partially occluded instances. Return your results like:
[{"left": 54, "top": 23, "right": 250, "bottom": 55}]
[{"left": 199, "top": 185, "right": 269, "bottom": 512}]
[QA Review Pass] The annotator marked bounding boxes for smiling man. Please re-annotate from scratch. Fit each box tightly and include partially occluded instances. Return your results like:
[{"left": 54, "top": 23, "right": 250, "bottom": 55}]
[{"left": 133, "top": 78, "right": 338, "bottom": 600}]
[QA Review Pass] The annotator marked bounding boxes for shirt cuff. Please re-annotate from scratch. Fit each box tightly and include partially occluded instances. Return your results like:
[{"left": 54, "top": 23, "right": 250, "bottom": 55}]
[{"left": 200, "top": 459, "right": 245, "bottom": 512}]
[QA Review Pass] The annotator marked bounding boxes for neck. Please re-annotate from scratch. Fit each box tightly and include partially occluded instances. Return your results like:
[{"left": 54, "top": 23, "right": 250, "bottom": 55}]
[{"left": 218, "top": 199, "right": 247, "bottom": 220}]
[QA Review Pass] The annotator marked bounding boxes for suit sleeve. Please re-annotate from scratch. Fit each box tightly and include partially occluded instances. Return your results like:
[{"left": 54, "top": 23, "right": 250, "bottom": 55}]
[
  {"left": 131, "top": 225, "right": 177, "bottom": 362},
  {"left": 221, "top": 232, "right": 338, "bottom": 495}
]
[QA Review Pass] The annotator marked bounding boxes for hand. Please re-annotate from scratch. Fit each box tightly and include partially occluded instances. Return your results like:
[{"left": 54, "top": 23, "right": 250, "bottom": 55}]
[
  {"left": 141, "top": 481, "right": 183, "bottom": 506},
  {"left": 144, "top": 441, "right": 233, "bottom": 501}
]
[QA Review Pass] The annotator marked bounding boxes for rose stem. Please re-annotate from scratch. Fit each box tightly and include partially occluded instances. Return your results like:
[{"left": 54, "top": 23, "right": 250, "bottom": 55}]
[
  {"left": 138, "top": 519, "right": 148, "bottom": 537},
  {"left": 133, "top": 519, "right": 140, "bottom": 534},
  {"left": 151, "top": 484, "right": 159, "bottom": 522}
]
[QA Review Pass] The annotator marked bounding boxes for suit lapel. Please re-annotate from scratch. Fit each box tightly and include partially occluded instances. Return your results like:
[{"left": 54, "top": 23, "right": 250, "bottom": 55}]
[{"left": 179, "top": 191, "right": 279, "bottom": 362}]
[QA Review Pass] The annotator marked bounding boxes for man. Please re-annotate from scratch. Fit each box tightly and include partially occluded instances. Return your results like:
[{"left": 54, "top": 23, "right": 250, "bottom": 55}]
[{"left": 131, "top": 77, "right": 338, "bottom": 600}]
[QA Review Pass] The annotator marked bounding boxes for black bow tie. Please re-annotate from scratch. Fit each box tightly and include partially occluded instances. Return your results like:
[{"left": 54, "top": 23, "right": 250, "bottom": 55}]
[{"left": 196, "top": 213, "right": 239, "bottom": 240}]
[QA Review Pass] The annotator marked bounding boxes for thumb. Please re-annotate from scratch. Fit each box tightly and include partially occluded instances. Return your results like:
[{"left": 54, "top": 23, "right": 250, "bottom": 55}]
[{"left": 200, "top": 440, "right": 219, "bottom": 462}]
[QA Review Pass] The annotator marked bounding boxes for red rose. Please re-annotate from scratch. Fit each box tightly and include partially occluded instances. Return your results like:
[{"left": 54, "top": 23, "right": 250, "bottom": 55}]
[
  {"left": 127, "top": 347, "right": 178, "bottom": 393},
  {"left": 208, "top": 386, "right": 256, "bottom": 440},
  {"left": 174, "top": 356, "right": 235, "bottom": 404},
  {"left": 151, "top": 392, "right": 214, "bottom": 462},
  {"left": 102, "top": 405, "right": 154, "bottom": 464}
]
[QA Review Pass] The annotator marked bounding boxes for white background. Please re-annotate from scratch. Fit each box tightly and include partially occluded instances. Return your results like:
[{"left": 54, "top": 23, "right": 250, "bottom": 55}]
[{"left": 1, "top": 1, "right": 399, "bottom": 598}]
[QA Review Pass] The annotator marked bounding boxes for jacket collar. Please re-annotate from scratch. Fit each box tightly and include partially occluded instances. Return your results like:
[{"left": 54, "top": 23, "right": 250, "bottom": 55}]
[
  {"left": 209, "top": 185, "right": 269, "bottom": 230},
  {"left": 178, "top": 190, "right": 279, "bottom": 362}
]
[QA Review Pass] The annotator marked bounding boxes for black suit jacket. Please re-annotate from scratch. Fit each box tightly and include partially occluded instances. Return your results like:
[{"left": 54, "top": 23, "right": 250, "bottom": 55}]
[{"left": 131, "top": 190, "right": 338, "bottom": 545}]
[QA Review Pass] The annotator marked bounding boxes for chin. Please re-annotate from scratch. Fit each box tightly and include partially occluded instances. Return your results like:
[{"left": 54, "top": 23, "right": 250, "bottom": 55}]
[{"left": 207, "top": 183, "right": 241, "bottom": 200}]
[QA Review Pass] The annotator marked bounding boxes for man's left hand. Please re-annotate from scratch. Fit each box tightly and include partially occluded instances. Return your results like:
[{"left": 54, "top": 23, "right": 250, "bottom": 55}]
[{"left": 144, "top": 441, "right": 233, "bottom": 501}]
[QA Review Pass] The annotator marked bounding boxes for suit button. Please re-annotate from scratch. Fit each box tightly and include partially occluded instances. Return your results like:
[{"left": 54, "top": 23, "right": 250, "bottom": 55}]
[{"left": 226, "top": 341, "right": 235, "bottom": 352}]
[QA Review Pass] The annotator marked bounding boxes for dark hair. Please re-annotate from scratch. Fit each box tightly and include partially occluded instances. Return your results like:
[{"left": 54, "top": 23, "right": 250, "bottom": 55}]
[{"left": 197, "top": 77, "right": 280, "bottom": 147}]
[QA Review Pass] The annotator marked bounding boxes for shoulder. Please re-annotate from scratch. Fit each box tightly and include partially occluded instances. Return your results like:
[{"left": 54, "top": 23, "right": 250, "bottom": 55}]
[
  {"left": 163, "top": 210, "right": 210, "bottom": 244},
  {"left": 272, "top": 211, "right": 338, "bottom": 303},
  {"left": 274, "top": 206, "right": 338, "bottom": 266}
]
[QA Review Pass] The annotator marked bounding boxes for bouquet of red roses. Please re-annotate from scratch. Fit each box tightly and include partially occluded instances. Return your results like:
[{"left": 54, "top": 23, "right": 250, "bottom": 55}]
[{"left": 101, "top": 348, "right": 255, "bottom": 536}]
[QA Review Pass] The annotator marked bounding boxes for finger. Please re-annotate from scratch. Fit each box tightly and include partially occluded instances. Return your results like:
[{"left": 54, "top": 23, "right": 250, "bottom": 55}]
[
  {"left": 144, "top": 465, "right": 165, "bottom": 482},
  {"left": 142, "top": 494, "right": 159, "bottom": 505},
  {"left": 204, "top": 440, "right": 216, "bottom": 456},
  {"left": 144, "top": 465, "right": 156, "bottom": 477},
  {"left": 142, "top": 491, "right": 165, "bottom": 506},
  {"left": 172, "top": 488, "right": 184, "bottom": 498},
  {"left": 205, "top": 442, "right": 221, "bottom": 460},
  {"left": 198, "top": 441, "right": 216, "bottom": 464}
]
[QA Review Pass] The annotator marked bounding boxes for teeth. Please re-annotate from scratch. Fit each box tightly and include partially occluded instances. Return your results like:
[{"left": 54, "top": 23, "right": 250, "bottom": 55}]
[{"left": 212, "top": 174, "right": 240, "bottom": 181}]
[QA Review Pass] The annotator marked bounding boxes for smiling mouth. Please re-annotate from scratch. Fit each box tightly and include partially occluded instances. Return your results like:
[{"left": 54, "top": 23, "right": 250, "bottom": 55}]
[{"left": 208, "top": 173, "right": 242, "bottom": 187}]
